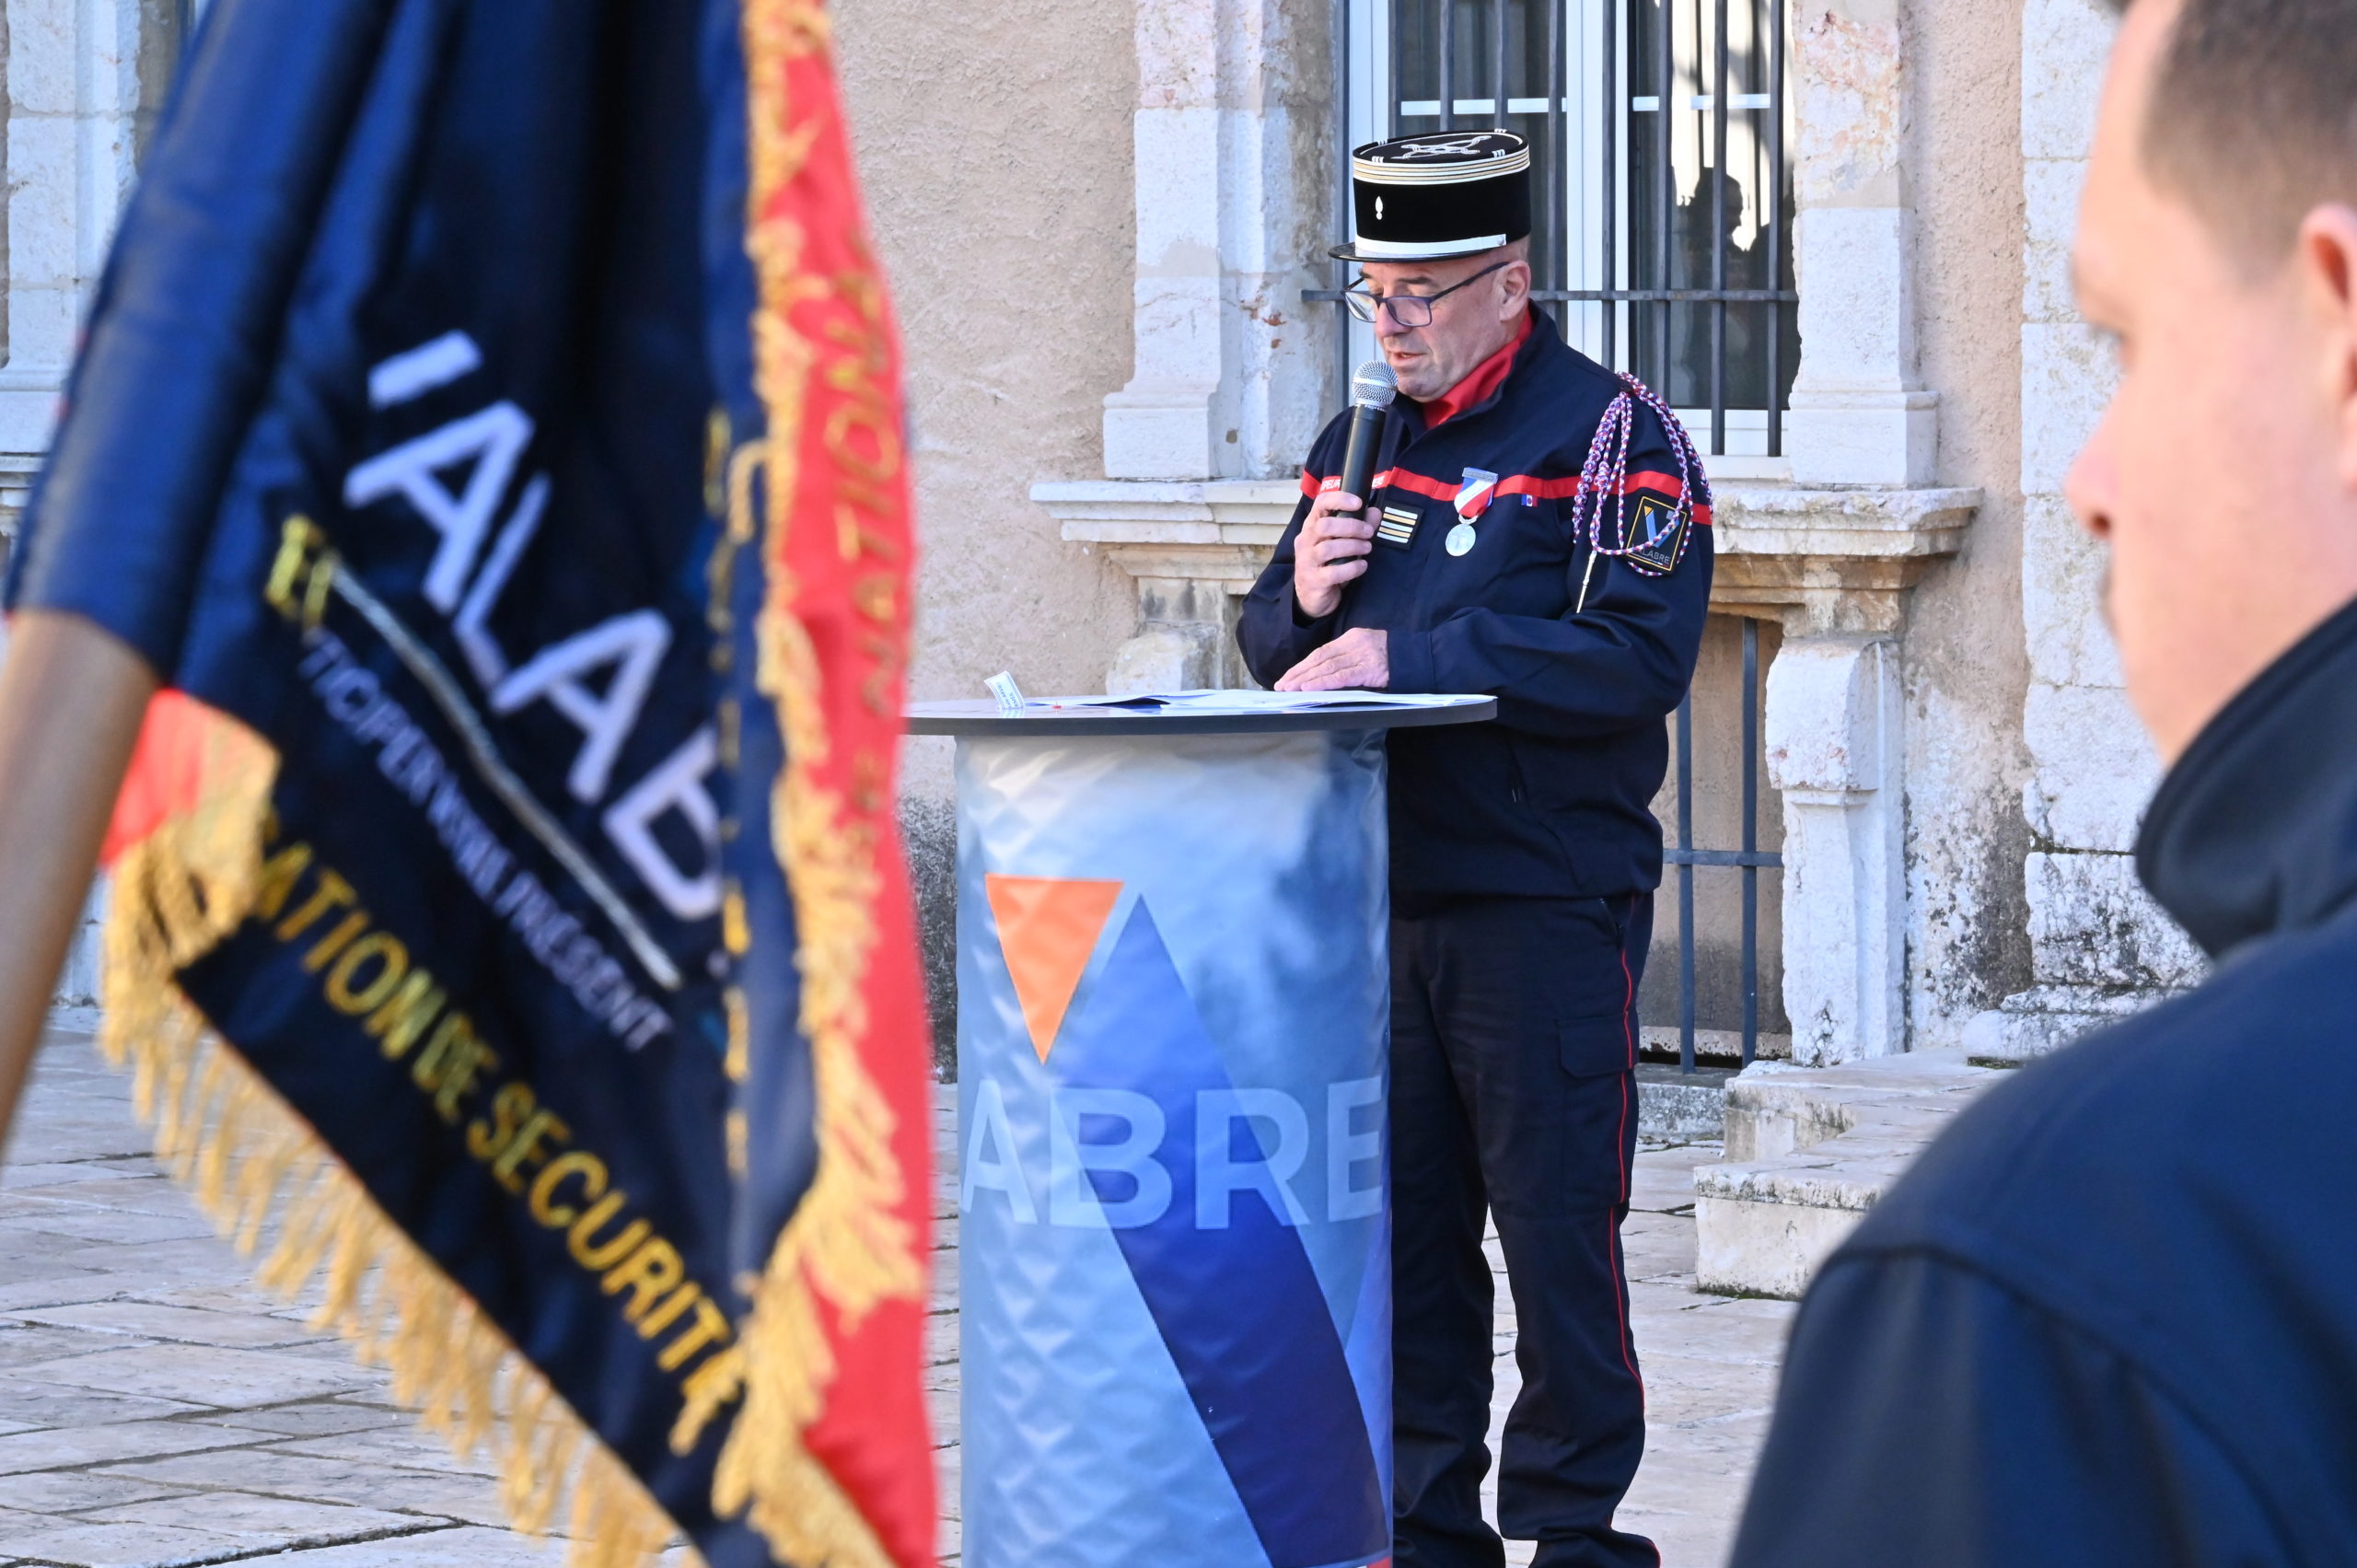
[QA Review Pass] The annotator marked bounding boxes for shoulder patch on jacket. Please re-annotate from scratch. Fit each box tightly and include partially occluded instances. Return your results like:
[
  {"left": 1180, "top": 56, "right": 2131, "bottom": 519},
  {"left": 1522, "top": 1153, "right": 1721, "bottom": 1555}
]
[
  {"left": 1571, "top": 374, "right": 1711, "bottom": 579},
  {"left": 1624, "top": 494, "right": 1690, "bottom": 575}
]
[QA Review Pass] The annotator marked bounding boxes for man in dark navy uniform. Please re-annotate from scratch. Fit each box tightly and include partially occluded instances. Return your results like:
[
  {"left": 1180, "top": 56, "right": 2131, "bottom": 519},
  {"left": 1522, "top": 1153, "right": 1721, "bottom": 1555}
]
[{"left": 1237, "top": 132, "right": 1712, "bottom": 1568}]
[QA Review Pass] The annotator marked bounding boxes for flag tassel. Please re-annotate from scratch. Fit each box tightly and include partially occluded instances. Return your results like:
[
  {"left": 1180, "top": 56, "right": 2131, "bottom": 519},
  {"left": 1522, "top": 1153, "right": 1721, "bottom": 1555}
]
[{"left": 94, "top": 705, "right": 692, "bottom": 1568}]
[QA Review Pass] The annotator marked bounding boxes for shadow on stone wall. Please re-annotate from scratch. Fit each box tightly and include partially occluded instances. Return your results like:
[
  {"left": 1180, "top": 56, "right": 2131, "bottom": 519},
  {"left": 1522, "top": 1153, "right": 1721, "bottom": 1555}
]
[{"left": 902, "top": 796, "right": 958, "bottom": 1080}]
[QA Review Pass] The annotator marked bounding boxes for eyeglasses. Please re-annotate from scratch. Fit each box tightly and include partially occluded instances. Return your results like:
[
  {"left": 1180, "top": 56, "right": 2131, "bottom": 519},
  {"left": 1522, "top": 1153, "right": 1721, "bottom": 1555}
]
[{"left": 1342, "top": 260, "right": 1512, "bottom": 328}]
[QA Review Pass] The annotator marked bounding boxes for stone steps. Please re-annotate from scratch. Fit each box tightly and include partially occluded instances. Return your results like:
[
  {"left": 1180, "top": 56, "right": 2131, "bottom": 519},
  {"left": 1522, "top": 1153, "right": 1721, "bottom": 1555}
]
[{"left": 1692, "top": 1050, "right": 2007, "bottom": 1298}]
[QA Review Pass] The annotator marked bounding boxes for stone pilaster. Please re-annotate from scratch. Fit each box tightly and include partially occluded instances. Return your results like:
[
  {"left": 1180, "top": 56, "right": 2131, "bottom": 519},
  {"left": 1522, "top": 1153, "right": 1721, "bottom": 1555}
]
[
  {"left": 1782, "top": 0, "right": 1936, "bottom": 486},
  {"left": 1718, "top": 484, "right": 1977, "bottom": 1063},
  {"left": 1103, "top": 0, "right": 1334, "bottom": 482},
  {"left": 1966, "top": 0, "right": 2202, "bottom": 1062},
  {"left": 1766, "top": 635, "right": 1902, "bottom": 1064}
]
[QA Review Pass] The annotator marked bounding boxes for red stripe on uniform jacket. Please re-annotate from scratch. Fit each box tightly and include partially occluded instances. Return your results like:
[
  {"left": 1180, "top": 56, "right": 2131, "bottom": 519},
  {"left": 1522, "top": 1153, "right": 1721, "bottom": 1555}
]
[
  {"left": 1310, "top": 465, "right": 1713, "bottom": 528},
  {"left": 1622, "top": 470, "right": 1713, "bottom": 527}
]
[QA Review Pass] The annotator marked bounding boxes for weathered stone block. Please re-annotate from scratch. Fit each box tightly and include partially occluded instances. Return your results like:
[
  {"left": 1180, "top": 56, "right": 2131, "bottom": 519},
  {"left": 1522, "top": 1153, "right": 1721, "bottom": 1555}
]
[
  {"left": 1694, "top": 1194, "right": 1864, "bottom": 1300},
  {"left": 1636, "top": 1066, "right": 1729, "bottom": 1143},
  {"left": 6, "top": 0, "right": 84, "bottom": 119},
  {"left": 1792, "top": 209, "right": 1908, "bottom": 387},
  {"left": 85, "top": 1490, "right": 425, "bottom": 1550},
  {"left": 2021, "top": 0, "right": 2117, "bottom": 161},
  {"left": 2026, "top": 850, "right": 2205, "bottom": 991},
  {"left": 2022, "top": 157, "right": 2089, "bottom": 325},
  {"left": 1961, "top": 983, "right": 2161, "bottom": 1062},
  {"left": 12, "top": 1341, "right": 377, "bottom": 1408},
  {"left": 0, "top": 1517, "right": 258, "bottom": 1566},
  {"left": 2020, "top": 320, "right": 2114, "bottom": 496},
  {"left": 8, "top": 115, "right": 87, "bottom": 285},
  {"left": 1791, "top": 0, "right": 1903, "bottom": 207},
  {"left": 0, "top": 1417, "right": 257, "bottom": 1476},
  {"left": 2023, "top": 494, "right": 2122, "bottom": 689},
  {"left": 2024, "top": 682, "right": 2158, "bottom": 853}
]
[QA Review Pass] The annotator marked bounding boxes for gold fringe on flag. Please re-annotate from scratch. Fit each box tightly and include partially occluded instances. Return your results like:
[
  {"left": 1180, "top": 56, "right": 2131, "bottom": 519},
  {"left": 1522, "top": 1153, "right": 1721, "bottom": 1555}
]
[
  {"left": 683, "top": 0, "right": 929, "bottom": 1562},
  {"left": 96, "top": 705, "right": 695, "bottom": 1568}
]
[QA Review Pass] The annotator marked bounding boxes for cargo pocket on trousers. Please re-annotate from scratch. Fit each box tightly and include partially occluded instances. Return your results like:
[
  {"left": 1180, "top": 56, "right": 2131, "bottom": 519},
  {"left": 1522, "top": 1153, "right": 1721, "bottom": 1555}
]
[{"left": 1557, "top": 1013, "right": 1637, "bottom": 1209}]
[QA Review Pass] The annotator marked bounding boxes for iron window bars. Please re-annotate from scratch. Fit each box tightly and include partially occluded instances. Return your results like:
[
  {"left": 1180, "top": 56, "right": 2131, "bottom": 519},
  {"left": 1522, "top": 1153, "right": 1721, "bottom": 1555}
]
[{"left": 1318, "top": 0, "right": 1800, "bottom": 459}]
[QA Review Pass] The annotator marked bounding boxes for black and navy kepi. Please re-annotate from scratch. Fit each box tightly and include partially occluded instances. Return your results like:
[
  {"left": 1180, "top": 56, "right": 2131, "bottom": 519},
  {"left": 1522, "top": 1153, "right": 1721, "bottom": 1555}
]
[{"left": 1331, "top": 130, "right": 1533, "bottom": 262}]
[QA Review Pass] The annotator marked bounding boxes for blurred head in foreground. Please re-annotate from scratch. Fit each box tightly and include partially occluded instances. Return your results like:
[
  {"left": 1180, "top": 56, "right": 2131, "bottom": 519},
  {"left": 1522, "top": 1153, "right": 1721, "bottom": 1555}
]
[
  {"left": 1728, "top": 6, "right": 2357, "bottom": 1563},
  {"left": 2069, "top": 0, "right": 2357, "bottom": 759}
]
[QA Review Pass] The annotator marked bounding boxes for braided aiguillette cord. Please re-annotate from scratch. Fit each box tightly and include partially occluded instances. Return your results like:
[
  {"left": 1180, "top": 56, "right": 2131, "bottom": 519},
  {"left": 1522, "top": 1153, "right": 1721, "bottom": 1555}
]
[{"left": 1572, "top": 374, "right": 1711, "bottom": 612}]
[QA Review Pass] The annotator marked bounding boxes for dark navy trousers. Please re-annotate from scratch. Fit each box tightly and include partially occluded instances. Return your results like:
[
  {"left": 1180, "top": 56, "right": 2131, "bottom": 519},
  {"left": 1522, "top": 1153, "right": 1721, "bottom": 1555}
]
[{"left": 1389, "top": 893, "right": 1657, "bottom": 1568}]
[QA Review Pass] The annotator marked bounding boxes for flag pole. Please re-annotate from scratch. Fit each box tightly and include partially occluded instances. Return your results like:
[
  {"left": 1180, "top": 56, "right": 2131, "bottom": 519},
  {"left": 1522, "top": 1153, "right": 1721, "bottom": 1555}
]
[{"left": 0, "top": 610, "right": 156, "bottom": 1151}]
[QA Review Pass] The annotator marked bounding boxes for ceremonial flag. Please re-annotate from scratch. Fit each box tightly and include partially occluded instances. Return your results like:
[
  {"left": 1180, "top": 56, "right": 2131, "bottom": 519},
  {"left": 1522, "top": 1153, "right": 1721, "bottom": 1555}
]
[{"left": 7, "top": 1, "right": 935, "bottom": 1564}]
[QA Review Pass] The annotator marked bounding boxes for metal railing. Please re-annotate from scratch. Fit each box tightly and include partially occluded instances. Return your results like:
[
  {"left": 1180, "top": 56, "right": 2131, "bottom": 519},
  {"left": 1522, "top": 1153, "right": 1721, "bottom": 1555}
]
[{"left": 1666, "top": 616, "right": 1776, "bottom": 1070}]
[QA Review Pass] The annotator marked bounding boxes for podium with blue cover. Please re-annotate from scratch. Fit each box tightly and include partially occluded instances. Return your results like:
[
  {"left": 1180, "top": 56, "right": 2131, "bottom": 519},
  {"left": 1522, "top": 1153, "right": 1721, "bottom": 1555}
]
[{"left": 908, "top": 692, "right": 1494, "bottom": 1568}]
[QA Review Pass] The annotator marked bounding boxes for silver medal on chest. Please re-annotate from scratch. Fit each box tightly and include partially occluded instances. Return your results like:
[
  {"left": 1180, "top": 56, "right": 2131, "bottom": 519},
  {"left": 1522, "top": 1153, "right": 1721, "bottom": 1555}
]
[{"left": 1447, "top": 466, "right": 1496, "bottom": 558}]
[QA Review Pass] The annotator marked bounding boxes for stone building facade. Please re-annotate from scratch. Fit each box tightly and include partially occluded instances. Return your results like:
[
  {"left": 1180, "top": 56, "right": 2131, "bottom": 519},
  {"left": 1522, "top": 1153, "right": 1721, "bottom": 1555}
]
[
  {"left": 840, "top": 0, "right": 2197, "bottom": 1072},
  {"left": 2, "top": 0, "right": 2193, "bottom": 1069}
]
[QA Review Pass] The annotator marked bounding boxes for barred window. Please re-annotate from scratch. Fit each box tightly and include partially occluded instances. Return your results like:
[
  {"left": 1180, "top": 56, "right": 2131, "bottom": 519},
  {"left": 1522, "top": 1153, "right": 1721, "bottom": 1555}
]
[{"left": 1332, "top": 0, "right": 1799, "bottom": 459}]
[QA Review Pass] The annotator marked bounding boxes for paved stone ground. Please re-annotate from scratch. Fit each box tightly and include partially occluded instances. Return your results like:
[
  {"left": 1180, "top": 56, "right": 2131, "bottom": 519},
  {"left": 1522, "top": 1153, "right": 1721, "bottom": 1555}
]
[{"left": 3, "top": 1026, "right": 1788, "bottom": 1567}]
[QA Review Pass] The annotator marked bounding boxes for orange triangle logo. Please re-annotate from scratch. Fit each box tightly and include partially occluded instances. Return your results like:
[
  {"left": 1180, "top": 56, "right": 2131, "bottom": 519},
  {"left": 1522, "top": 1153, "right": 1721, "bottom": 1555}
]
[{"left": 985, "top": 875, "right": 1123, "bottom": 1062}]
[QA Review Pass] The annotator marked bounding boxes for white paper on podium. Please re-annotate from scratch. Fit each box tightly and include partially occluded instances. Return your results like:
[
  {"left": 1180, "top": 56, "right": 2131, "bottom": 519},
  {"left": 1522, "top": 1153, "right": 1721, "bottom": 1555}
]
[{"left": 1039, "top": 689, "right": 1480, "bottom": 714}]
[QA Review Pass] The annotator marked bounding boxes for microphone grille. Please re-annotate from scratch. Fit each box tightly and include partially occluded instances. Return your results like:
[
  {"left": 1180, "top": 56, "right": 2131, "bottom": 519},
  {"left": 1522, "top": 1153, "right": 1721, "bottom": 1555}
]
[{"left": 1351, "top": 359, "right": 1399, "bottom": 410}]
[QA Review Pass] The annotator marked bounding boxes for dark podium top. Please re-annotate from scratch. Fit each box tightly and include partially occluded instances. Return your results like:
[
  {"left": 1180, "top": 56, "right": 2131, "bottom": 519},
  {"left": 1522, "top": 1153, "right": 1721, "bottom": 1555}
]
[{"left": 905, "top": 693, "right": 1496, "bottom": 738}]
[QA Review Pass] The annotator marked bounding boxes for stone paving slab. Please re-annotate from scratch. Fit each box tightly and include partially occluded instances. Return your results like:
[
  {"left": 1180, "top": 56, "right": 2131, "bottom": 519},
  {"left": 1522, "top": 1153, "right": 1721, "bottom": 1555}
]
[
  {"left": 5, "top": 1303, "right": 331, "bottom": 1351},
  {"left": 14, "top": 1344, "right": 383, "bottom": 1409},
  {"left": 5, "top": 1027, "right": 1789, "bottom": 1567}
]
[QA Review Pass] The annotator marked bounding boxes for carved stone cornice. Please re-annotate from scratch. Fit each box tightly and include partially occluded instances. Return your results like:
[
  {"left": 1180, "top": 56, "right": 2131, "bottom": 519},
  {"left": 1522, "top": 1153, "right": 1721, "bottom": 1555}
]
[
  {"left": 1038, "top": 478, "right": 1981, "bottom": 638},
  {"left": 1712, "top": 483, "right": 1982, "bottom": 633},
  {"left": 1036, "top": 479, "right": 1295, "bottom": 587}
]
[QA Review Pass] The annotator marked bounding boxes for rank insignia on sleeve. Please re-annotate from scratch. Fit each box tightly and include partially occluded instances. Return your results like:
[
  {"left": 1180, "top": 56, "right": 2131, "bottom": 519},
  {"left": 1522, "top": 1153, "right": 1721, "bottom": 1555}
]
[
  {"left": 1625, "top": 494, "right": 1690, "bottom": 575},
  {"left": 1376, "top": 505, "right": 1422, "bottom": 549}
]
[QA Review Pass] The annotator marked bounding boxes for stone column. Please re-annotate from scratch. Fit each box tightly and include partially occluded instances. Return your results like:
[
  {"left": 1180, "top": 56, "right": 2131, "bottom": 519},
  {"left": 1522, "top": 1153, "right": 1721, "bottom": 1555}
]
[
  {"left": 1782, "top": 0, "right": 1936, "bottom": 487},
  {"left": 1967, "top": 0, "right": 2202, "bottom": 1060},
  {"left": 1102, "top": 0, "right": 1333, "bottom": 482}
]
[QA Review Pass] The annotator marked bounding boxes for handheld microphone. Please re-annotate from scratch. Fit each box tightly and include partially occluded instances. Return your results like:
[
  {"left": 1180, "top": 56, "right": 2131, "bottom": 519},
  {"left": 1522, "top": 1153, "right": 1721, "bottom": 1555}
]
[{"left": 1337, "top": 360, "right": 1398, "bottom": 505}]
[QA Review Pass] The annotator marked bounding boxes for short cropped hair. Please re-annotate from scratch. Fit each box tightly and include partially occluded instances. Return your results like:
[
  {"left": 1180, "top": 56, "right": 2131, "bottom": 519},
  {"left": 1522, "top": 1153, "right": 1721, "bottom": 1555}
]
[{"left": 2108, "top": 0, "right": 2357, "bottom": 261}]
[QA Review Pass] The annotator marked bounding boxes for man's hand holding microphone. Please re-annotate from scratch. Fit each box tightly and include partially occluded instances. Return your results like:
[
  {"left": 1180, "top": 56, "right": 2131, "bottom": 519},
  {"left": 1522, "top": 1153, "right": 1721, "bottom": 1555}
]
[
  {"left": 1293, "top": 485, "right": 1376, "bottom": 620},
  {"left": 1280, "top": 361, "right": 1397, "bottom": 691}
]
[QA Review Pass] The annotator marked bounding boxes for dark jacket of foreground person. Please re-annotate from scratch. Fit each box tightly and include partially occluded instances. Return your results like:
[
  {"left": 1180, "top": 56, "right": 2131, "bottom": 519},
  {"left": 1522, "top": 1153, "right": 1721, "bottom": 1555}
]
[{"left": 1732, "top": 597, "right": 2357, "bottom": 1567}]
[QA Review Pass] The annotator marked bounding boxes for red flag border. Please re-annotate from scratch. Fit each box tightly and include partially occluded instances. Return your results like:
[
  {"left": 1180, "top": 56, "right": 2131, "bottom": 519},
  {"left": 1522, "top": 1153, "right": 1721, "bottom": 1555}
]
[{"left": 689, "top": 1, "right": 937, "bottom": 1564}]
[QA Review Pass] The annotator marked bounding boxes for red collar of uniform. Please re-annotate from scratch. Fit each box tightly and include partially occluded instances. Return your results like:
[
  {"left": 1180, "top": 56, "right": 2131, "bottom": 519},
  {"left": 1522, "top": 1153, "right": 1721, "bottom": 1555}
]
[{"left": 1416, "top": 310, "right": 1534, "bottom": 429}]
